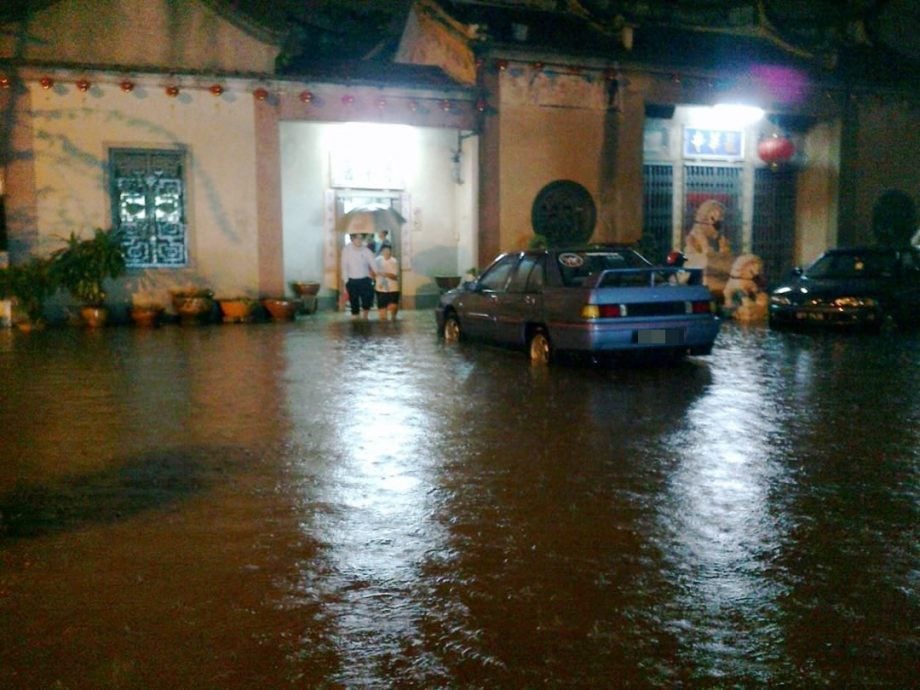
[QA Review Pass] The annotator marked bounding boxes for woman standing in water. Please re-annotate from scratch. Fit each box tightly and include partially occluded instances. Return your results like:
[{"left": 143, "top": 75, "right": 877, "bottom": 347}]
[{"left": 374, "top": 243, "right": 400, "bottom": 321}]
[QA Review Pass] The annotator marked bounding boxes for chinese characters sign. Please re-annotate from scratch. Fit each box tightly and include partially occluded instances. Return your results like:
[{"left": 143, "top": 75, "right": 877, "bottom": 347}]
[{"left": 683, "top": 128, "right": 744, "bottom": 159}]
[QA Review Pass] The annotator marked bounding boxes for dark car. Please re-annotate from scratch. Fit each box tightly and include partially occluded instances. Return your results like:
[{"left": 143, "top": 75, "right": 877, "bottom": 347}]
[
  {"left": 768, "top": 245, "right": 920, "bottom": 331},
  {"left": 435, "top": 245, "right": 721, "bottom": 364}
]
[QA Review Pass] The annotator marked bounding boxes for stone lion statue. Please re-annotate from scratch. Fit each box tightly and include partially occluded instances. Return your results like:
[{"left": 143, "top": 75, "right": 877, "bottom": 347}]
[{"left": 723, "top": 253, "right": 768, "bottom": 322}]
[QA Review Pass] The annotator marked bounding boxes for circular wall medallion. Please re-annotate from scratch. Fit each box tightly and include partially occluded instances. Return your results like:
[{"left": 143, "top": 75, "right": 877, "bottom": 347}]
[{"left": 531, "top": 180, "right": 596, "bottom": 245}]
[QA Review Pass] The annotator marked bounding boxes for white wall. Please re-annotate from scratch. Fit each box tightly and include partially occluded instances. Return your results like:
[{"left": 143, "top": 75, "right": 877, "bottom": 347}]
[
  {"left": 279, "top": 122, "right": 478, "bottom": 308},
  {"left": 14, "top": 77, "right": 261, "bottom": 309}
]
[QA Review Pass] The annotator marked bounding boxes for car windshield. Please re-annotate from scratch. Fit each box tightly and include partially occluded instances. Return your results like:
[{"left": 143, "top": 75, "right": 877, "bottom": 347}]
[
  {"left": 557, "top": 250, "right": 650, "bottom": 287},
  {"left": 805, "top": 252, "right": 896, "bottom": 280}
]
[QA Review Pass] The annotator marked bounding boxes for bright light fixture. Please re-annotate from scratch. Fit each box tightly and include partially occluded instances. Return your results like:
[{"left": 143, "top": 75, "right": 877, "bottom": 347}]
[{"left": 712, "top": 103, "right": 765, "bottom": 126}]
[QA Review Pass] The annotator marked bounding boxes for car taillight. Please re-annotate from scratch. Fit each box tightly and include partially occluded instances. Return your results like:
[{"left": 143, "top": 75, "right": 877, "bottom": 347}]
[
  {"left": 687, "top": 300, "right": 713, "bottom": 314},
  {"left": 582, "top": 304, "right": 624, "bottom": 319}
]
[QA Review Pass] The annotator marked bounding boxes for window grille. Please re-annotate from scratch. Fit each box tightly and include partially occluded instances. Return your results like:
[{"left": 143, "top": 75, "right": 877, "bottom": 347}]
[
  {"left": 752, "top": 167, "right": 797, "bottom": 287},
  {"left": 683, "top": 165, "right": 742, "bottom": 255},
  {"left": 110, "top": 149, "right": 187, "bottom": 267},
  {"left": 642, "top": 164, "right": 673, "bottom": 261}
]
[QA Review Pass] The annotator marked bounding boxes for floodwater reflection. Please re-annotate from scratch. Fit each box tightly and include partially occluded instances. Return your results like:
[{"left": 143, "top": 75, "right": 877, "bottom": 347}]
[{"left": 0, "top": 315, "right": 917, "bottom": 687}]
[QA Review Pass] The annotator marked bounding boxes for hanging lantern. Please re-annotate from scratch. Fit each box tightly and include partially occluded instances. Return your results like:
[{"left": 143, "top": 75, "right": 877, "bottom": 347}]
[
  {"left": 209, "top": 84, "right": 224, "bottom": 96},
  {"left": 165, "top": 85, "right": 180, "bottom": 97},
  {"left": 0, "top": 76, "right": 11, "bottom": 89},
  {"left": 75, "top": 78, "right": 90, "bottom": 92},
  {"left": 495, "top": 59, "right": 508, "bottom": 72},
  {"left": 758, "top": 132, "right": 795, "bottom": 170},
  {"left": 120, "top": 80, "right": 135, "bottom": 93},
  {"left": 440, "top": 99, "right": 452, "bottom": 112},
  {"left": 299, "top": 90, "right": 313, "bottom": 104},
  {"left": 475, "top": 97, "right": 488, "bottom": 113},
  {"left": 253, "top": 87, "right": 269, "bottom": 101},
  {"left": 39, "top": 76, "right": 54, "bottom": 90}
]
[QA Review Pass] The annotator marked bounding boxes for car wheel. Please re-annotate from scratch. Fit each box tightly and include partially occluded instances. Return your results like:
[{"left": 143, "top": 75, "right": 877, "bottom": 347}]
[
  {"left": 443, "top": 312, "right": 462, "bottom": 342},
  {"left": 528, "top": 328, "right": 552, "bottom": 365}
]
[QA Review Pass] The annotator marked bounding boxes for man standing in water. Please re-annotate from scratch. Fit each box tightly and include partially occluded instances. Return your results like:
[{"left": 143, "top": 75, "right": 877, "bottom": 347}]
[{"left": 341, "top": 233, "right": 377, "bottom": 319}]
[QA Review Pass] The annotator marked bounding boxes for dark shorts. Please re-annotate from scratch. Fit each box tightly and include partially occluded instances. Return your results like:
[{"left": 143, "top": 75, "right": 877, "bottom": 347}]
[
  {"left": 346, "top": 277, "right": 374, "bottom": 314},
  {"left": 376, "top": 291, "right": 400, "bottom": 308}
]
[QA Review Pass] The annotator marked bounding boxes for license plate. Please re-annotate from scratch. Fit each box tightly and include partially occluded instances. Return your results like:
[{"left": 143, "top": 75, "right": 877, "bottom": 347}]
[{"left": 637, "top": 328, "right": 683, "bottom": 344}]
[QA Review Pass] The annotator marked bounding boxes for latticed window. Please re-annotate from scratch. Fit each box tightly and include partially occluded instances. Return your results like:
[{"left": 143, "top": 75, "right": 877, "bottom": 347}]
[
  {"left": 109, "top": 149, "right": 187, "bottom": 267},
  {"left": 642, "top": 164, "right": 673, "bottom": 261},
  {"left": 683, "top": 165, "right": 742, "bottom": 255},
  {"left": 752, "top": 167, "right": 797, "bottom": 287}
]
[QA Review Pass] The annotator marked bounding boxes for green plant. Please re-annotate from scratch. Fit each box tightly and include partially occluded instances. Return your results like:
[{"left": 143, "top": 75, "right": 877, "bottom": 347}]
[
  {"left": 0, "top": 256, "right": 58, "bottom": 324},
  {"left": 51, "top": 227, "right": 126, "bottom": 306}
]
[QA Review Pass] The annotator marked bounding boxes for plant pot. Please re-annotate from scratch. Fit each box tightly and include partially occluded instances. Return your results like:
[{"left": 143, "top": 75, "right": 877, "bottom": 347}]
[
  {"left": 130, "top": 304, "right": 164, "bottom": 328},
  {"left": 435, "top": 275, "right": 461, "bottom": 291},
  {"left": 290, "top": 281, "right": 320, "bottom": 297},
  {"left": 262, "top": 297, "right": 301, "bottom": 322},
  {"left": 80, "top": 305, "right": 109, "bottom": 328},
  {"left": 172, "top": 294, "right": 215, "bottom": 325},
  {"left": 218, "top": 298, "right": 257, "bottom": 323}
]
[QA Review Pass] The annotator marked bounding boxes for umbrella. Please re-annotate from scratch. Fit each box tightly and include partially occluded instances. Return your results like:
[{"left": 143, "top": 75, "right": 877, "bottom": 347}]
[{"left": 335, "top": 207, "right": 407, "bottom": 235}]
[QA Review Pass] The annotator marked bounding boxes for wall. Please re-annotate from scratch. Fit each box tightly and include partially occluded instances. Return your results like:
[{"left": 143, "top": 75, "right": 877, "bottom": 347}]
[
  {"left": 4, "top": 75, "right": 262, "bottom": 313},
  {"left": 496, "top": 67, "right": 607, "bottom": 250},
  {"left": 279, "top": 122, "right": 477, "bottom": 310},
  {"left": 838, "top": 96, "right": 920, "bottom": 247},
  {"left": 0, "top": 0, "right": 279, "bottom": 74}
]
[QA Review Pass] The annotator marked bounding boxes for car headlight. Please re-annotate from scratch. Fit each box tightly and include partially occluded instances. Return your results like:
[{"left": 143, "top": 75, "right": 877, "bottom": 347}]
[
  {"left": 832, "top": 296, "right": 877, "bottom": 308},
  {"left": 769, "top": 294, "right": 791, "bottom": 306}
]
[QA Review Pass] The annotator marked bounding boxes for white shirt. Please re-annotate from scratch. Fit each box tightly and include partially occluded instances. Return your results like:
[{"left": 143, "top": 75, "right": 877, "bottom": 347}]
[
  {"left": 375, "top": 256, "right": 399, "bottom": 292},
  {"left": 341, "top": 242, "right": 376, "bottom": 280}
]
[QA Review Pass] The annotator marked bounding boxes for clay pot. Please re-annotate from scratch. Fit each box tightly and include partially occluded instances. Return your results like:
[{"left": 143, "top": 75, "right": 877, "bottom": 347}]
[
  {"left": 130, "top": 304, "right": 164, "bottom": 328},
  {"left": 262, "top": 297, "right": 300, "bottom": 322},
  {"left": 218, "top": 298, "right": 257, "bottom": 323},
  {"left": 290, "top": 281, "right": 320, "bottom": 297}
]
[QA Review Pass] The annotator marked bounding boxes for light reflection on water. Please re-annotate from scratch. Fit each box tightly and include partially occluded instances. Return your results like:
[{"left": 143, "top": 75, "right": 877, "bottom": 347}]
[{"left": 0, "top": 315, "right": 917, "bottom": 687}]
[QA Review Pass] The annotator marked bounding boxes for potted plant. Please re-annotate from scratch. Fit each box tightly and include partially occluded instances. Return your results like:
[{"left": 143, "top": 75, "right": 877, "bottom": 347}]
[
  {"left": 0, "top": 256, "right": 58, "bottom": 330},
  {"left": 261, "top": 296, "right": 301, "bottom": 322},
  {"left": 170, "top": 287, "right": 215, "bottom": 324},
  {"left": 217, "top": 296, "right": 258, "bottom": 323},
  {"left": 129, "top": 301, "right": 165, "bottom": 327},
  {"left": 51, "top": 227, "right": 126, "bottom": 327}
]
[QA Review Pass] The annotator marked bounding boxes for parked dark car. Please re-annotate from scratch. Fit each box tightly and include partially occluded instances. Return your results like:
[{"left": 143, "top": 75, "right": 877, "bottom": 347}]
[
  {"left": 435, "top": 245, "right": 721, "bottom": 363},
  {"left": 768, "top": 245, "right": 920, "bottom": 331}
]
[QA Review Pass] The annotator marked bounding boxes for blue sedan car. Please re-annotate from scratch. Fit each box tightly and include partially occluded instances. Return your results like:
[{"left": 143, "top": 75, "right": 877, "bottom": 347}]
[{"left": 435, "top": 245, "right": 721, "bottom": 364}]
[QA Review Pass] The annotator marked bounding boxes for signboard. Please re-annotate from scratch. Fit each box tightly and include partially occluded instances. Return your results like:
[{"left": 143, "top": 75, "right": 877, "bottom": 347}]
[{"left": 683, "top": 128, "right": 744, "bottom": 160}]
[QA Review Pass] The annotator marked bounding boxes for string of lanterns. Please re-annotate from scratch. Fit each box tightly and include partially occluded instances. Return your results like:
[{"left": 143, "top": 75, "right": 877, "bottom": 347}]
[{"left": 0, "top": 73, "right": 488, "bottom": 114}]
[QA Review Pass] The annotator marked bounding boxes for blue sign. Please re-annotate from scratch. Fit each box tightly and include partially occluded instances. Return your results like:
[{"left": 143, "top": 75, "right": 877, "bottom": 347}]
[{"left": 684, "top": 128, "right": 743, "bottom": 159}]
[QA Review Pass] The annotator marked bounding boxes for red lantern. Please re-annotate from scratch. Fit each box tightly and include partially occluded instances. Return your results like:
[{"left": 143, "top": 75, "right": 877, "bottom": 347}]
[
  {"left": 253, "top": 88, "right": 269, "bottom": 101},
  {"left": 299, "top": 90, "right": 313, "bottom": 104},
  {"left": 76, "top": 78, "right": 90, "bottom": 92},
  {"left": 165, "top": 85, "right": 179, "bottom": 97},
  {"left": 475, "top": 97, "right": 488, "bottom": 113},
  {"left": 0, "top": 76, "right": 10, "bottom": 89},
  {"left": 757, "top": 133, "right": 795, "bottom": 170},
  {"left": 209, "top": 84, "right": 224, "bottom": 96},
  {"left": 495, "top": 59, "right": 508, "bottom": 72},
  {"left": 40, "top": 76, "right": 54, "bottom": 90},
  {"left": 120, "top": 80, "right": 135, "bottom": 93}
]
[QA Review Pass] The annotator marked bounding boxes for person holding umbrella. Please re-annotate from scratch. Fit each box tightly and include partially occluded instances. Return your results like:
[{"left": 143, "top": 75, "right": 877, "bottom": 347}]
[{"left": 341, "top": 233, "right": 377, "bottom": 319}]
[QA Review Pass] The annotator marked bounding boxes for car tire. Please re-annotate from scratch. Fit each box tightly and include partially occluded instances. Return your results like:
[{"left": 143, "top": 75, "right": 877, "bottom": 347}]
[
  {"left": 443, "top": 312, "right": 462, "bottom": 342},
  {"left": 528, "top": 328, "right": 552, "bottom": 365}
]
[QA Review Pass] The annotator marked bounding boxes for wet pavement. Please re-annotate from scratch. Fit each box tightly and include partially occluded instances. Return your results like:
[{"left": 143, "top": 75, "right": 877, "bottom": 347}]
[{"left": 0, "top": 312, "right": 917, "bottom": 688}]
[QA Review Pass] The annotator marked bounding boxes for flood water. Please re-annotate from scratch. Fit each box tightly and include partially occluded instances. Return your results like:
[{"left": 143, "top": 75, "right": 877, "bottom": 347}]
[{"left": 0, "top": 312, "right": 917, "bottom": 688}]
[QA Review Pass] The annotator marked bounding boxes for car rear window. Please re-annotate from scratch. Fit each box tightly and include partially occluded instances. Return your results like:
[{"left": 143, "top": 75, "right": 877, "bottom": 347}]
[{"left": 557, "top": 250, "right": 650, "bottom": 287}]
